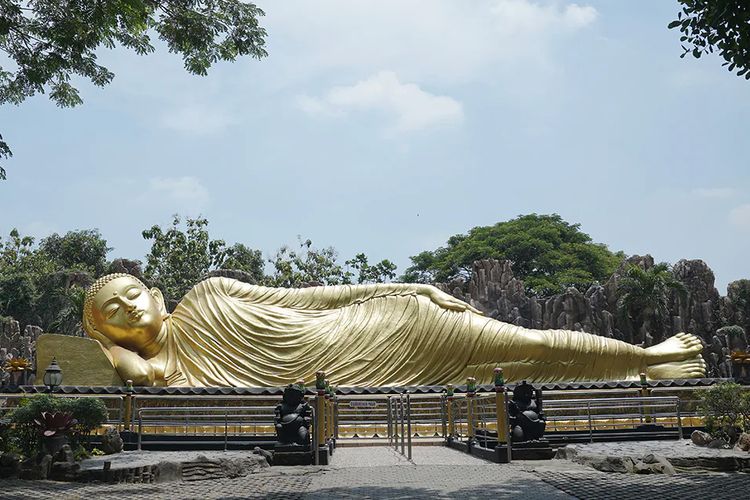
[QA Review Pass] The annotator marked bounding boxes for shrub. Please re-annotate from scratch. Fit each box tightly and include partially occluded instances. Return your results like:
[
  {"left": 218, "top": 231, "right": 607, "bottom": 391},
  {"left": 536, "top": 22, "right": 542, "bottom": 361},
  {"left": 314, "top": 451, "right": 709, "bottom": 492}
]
[
  {"left": 59, "top": 397, "right": 109, "bottom": 446},
  {"left": 696, "top": 382, "right": 750, "bottom": 443},
  {"left": 8, "top": 395, "right": 109, "bottom": 456}
]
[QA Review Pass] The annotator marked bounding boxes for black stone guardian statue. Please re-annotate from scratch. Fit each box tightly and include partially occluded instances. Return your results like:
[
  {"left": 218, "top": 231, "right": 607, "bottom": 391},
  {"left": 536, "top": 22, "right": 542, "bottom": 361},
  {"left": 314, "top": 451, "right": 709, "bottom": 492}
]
[{"left": 274, "top": 382, "right": 312, "bottom": 446}]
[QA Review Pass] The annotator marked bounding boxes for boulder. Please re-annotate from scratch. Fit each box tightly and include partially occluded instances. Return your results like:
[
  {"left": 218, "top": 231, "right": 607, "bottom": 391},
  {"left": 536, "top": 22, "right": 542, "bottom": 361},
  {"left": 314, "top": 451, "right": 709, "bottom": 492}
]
[
  {"left": 637, "top": 453, "right": 675, "bottom": 475},
  {"left": 0, "top": 452, "right": 21, "bottom": 478},
  {"left": 100, "top": 426, "right": 124, "bottom": 455},
  {"left": 691, "top": 430, "right": 712, "bottom": 446},
  {"left": 553, "top": 446, "right": 578, "bottom": 460},
  {"left": 734, "top": 433, "right": 750, "bottom": 452}
]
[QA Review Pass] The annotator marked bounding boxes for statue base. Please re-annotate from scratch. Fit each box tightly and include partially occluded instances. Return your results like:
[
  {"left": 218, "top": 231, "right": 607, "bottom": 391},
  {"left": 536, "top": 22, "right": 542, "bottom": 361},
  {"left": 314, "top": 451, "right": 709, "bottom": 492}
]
[
  {"left": 508, "top": 439, "right": 554, "bottom": 460},
  {"left": 273, "top": 443, "right": 313, "bottom": 466}
]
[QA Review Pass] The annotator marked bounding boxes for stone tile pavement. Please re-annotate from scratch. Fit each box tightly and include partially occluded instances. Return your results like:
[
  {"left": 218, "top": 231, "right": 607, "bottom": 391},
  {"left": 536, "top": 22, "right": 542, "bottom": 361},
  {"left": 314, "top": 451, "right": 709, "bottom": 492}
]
[
  {"left": 1, "top": 445, "right": 748, "bottom": 499},
  {"left": 537, "top": 471, "right": 750, "bottom": 500}
]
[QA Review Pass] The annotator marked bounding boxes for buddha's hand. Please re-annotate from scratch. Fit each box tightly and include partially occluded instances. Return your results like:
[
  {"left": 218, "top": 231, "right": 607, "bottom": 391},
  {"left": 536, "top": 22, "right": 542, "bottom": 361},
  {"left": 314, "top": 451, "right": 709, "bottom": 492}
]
[
  {"left": 87, "top": 328, "right": 116, "bottom": 350},
  {"left": 421, "top": 285, "right": 483, "bottom": 314},
  {"left": 85, "top": 329, "right": 155, "bottom": 386}
]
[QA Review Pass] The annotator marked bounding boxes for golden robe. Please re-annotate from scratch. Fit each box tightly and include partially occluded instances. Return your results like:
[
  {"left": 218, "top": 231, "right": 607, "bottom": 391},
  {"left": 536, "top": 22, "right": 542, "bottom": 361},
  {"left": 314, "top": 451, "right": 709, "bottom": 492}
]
[{"left": 161, "top": 278, "right": 645, "bottom": 387}]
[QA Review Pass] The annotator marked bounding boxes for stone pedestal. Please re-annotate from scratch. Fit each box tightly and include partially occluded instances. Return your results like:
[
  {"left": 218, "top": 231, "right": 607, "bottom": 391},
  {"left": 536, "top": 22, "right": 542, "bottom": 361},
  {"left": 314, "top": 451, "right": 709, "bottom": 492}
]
[
  {"left": 272, "top": 444, "right": 313, "bottom": 466},
  {"left": 509, "top": 440, "right": 554, "bottom": 460}
]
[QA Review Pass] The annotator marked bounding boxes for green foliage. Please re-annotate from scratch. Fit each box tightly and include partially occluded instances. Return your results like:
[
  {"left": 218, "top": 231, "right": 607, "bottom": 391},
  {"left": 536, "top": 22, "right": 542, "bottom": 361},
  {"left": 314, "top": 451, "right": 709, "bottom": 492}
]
[
  {"left": 38, "top": 230, "right": 111, "bottom": 276},
  {"left": 345, "top": 253, "right": 397, "bottom": 284},
  {"left": 268, "top": 237, "right": 350, "bottom": 287},
  {"left": 143, "top": 215, "right": 266, "bottom": 304},
  {"left": 697, "top": 382, "right": 750, "bottom": 443},
  {"left": 670, "top": 1, "right": 750, "bottom": 79},
  {"left": 0, "top": 0, "right": 268, "bottom": 179},
  {"left": 8, "top": 395, "right": 109, "bottom": 455},
  {"left": 401, "top": 214, "right": 624, "bottom": 295},
  {"left": 0, "top": 132, "right": 10, "bottom": 180},
  {"left": 617, "top": 263, "right": 687, "bottom": 345},
  {"left": 267, "top": 238, "right": 397, "bottom": 287},
  {"left": 0, "top": 416, "right": 11, "bottom": 453},
  {"left": 0, "top": 228, "right": 109, "bottom": 333},
  {"left": 220, "top": 243, "right": 265, "bottom": 284},
  {"left": 62, "top": 397, "right": 109, "bottom": 438}
]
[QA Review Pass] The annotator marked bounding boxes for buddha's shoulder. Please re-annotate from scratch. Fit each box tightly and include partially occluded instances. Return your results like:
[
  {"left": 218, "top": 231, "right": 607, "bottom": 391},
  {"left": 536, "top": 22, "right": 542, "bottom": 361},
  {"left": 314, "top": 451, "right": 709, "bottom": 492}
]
[{"left": 187, "top": 276, "right": 259, "bottom": 296}]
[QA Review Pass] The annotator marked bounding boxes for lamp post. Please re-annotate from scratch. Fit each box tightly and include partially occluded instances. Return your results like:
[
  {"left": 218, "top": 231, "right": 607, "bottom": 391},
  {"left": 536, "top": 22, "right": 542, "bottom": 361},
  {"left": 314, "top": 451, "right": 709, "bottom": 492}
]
[{"left": 43, "top": 357, "right": 63, "bottom": 393}]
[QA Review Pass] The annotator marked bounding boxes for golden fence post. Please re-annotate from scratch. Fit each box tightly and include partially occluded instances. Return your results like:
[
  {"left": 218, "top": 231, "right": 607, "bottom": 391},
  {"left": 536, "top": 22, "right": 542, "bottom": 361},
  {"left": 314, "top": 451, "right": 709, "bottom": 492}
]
[
  {"left": 466, "top": 377, "right": 476, "bottom": 443},
  {"left": 325, "top": 380, "right": 334, "bottom": 442},
  {"left": 123, "top": 379, "right": 134, "bottom": 432},
  {"left": 446, "top": 384, "right": 455, "bottom": 440},
  {"left": 494, "top": 368, "right": 508, "bottom": 444},
  {"left": 315, "top": 371, "right": 326, "bottom": 447},
  {"left": 640, "top": 372, "right": 652, "bottom": 424},
  {"left": 494, "top": 368, "right": 512, "bottom": 463}
]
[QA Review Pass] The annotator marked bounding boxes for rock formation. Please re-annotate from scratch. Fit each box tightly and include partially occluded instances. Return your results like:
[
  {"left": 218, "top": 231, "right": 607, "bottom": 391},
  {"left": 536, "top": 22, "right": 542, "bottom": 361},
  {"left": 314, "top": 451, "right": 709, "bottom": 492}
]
[{"left": 439, "top": 257, "right": 747, "bottom": 378}]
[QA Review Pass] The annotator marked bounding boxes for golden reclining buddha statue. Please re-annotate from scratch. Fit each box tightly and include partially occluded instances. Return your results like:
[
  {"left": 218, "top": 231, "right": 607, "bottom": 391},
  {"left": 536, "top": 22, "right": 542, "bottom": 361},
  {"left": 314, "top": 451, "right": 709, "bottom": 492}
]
[{"left": 69, "top": 273, "right": 705, "bottom": 387}]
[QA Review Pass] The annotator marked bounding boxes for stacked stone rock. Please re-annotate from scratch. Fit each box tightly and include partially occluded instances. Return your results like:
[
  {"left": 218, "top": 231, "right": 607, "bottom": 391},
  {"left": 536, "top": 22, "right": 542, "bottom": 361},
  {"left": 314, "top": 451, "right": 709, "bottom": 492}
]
[
  {"left": 0, "top": 317, "right": 41, "bottom": 385},
  {"left": 439, "top": 257, "right": 749, "bottom": 378}
]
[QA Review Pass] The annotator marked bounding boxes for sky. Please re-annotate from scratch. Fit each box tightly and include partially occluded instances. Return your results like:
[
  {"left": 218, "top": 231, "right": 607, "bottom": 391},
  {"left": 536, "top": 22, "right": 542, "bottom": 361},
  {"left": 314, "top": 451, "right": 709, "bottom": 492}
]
[{"left": 0, "top": 0, "right": 748, "bottom": 293}]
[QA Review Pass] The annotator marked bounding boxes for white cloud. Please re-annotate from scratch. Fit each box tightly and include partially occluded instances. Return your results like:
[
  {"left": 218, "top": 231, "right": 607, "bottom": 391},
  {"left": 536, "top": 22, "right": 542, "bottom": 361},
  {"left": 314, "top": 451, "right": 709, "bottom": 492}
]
[
  {"left": 160, "top": 104, "right": 236, "bottom": 135},
  {"left": 729, "top": 204, "right": 750, "bottom": 227},
  {"left": 490, "top": 1, "right": 597, "bottom": 35},
  {"left": 298, "top": 71, "right": 464, "bottom": 132},
  {"left": 148, "top": 177, "right": 210, "bottom": 211},
  {"left": 264, "top": 0, "right": 598, "bottom": 84},
  {"left": 692, "top": 188, "right": 736, "bottom": 199}
]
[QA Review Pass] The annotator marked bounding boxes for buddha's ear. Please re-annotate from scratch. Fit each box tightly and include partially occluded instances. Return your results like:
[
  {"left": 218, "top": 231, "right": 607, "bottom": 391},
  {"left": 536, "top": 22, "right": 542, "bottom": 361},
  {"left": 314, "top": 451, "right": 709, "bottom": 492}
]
[{"left": 150, "top": 287, "right": 169, "bottom": 317}]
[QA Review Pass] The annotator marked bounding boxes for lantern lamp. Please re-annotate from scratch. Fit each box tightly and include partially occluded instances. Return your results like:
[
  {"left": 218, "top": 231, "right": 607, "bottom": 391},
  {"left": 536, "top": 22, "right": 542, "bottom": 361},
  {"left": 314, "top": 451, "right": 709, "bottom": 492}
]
[{"left": 43, "top": 357, "right": 63, "bottom": 392}]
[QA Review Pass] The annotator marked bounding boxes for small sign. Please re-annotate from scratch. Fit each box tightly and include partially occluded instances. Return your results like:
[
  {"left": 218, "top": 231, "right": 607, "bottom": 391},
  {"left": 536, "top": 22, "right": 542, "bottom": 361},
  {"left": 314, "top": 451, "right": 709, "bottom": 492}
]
[{"left": 349, "top": 401, "right": 378, "bottom": 408}]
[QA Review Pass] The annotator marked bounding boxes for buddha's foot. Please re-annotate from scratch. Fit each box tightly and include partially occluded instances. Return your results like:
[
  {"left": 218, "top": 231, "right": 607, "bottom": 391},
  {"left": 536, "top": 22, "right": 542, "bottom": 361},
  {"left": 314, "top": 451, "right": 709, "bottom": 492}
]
[
  {"left": 646, "top": 355, "right": 706, "bottom": 380},
  {"left": 644, "top": 333, "right": 703, "bottom": 365}
]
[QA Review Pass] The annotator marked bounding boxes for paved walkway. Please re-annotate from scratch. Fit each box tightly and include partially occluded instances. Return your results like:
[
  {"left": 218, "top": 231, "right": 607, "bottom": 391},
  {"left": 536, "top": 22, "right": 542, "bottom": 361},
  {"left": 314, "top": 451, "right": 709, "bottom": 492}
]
[
  {"left": 304, "top": 447, "right": 574, "bottom": 499},
  {"left": 1, "top": 445, "right": 749, "bottom": 499}
]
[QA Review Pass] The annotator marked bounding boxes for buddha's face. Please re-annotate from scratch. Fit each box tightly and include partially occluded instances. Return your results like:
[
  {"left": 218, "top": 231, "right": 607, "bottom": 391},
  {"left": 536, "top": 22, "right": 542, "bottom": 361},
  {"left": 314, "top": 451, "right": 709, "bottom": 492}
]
[{"left": 89, "top": 276, "right": 166, "bottom": 350}]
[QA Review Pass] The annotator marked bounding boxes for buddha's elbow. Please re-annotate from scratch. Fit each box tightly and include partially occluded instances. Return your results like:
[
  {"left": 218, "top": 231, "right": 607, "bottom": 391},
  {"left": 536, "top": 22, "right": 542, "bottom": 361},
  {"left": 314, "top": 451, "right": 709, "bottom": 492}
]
[{"left": 117, "top": 361, "right": 155, "bottom": 387}]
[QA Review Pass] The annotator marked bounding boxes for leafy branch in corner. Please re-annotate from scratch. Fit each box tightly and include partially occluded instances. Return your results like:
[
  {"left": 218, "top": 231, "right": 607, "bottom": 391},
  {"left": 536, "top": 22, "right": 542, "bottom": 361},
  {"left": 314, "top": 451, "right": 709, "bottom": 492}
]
[{"left": 0, "top": 0, "right": 268, "bottom": 179}]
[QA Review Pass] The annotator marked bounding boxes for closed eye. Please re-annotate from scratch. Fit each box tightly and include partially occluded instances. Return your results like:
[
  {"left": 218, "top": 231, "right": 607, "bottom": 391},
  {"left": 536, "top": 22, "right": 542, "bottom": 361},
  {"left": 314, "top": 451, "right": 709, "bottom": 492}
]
[
  {"left": 126, "top": 287, "right": 142, "bottom": 300},
  {"left": 104, "top": 304, "right": 119, "bottom": 318}
]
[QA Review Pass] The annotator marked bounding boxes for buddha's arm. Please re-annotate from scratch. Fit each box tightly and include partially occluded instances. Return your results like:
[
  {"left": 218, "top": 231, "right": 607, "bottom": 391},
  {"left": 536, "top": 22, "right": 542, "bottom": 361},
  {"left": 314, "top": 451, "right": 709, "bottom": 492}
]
[
  {"left": 224, "top": 279, "right": 480, "bottom": 313},
  {"left": 87, "top": 329, "right": 157, "bottom": 386},
  {"left": 108, "top": 346, "right": 156, "bottom": 387}
]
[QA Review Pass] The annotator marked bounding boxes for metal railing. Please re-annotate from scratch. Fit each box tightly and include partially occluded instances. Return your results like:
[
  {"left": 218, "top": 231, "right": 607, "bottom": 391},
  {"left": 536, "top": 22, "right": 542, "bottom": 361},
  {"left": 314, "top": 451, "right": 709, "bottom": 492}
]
[
  {"left": 543, "top": 396, "right": 683, "bottom": 441},
  {"left": 335, "top": 394, "right": 443, "bottom": 440},
  {"left": 386, "top": 393, "right": 412, "bottom": 460},
  {"left": 136, "top": 405, "right": 276, "bottom": 451}
]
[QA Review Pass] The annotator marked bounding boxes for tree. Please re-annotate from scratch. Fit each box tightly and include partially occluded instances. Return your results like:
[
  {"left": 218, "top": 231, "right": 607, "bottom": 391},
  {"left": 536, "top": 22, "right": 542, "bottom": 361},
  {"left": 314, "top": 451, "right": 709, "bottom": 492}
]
[
  {"left": 669, "top": 1, "right": 750, "bottom": 79},
  {"left": 268, "top": 237, "right": 351, "bottom": 288},
  {"left": 38, "top": 229, "right": 110, "bottom": 277},
  {"left": 345, "top": 253, "right": 397, "bottom": 284},
  {"left": 0, "top": 228, "right": 109, "bottom": 333},
  {"left": 0, "top": 0, "right": 268, "bottom": 179},
  {"left": 616, "top": 263, "right": 687, "bottom": 345},
  {"left": 401, "top": 214, "right": 624, "bottom": 296},
  {"left": 142, "top": 215, "right": 232, "bottom": 305},
  {"left": 220, "top": 243, "right": 265, "bottom": 284}
]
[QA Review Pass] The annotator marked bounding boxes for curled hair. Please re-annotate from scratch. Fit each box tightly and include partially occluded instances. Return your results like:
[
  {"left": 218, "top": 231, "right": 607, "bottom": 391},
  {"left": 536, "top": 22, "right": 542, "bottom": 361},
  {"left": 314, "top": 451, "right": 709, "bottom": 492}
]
[{"left": 83, "top": 273, "right": 148, "bottom": 335}]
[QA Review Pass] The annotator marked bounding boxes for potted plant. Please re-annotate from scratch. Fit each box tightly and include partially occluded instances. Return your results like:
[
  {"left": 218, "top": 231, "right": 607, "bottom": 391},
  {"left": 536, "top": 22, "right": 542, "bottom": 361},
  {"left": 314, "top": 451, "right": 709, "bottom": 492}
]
[
  {"left": 3, "top": 357, "right": 31, "bottom": 388},
  {"left": 32, "top": 412, "right": 77, "bottom": 455}
]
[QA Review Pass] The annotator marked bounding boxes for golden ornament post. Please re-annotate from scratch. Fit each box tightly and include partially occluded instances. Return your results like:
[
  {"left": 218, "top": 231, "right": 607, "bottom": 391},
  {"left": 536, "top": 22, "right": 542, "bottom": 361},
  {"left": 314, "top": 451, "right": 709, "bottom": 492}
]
[
  {"left": 315, "top": 371, "right": 327, "bottom": 447},
  {"left": 466, "top": 377, "right": 476, "bottom": 442},
  {"left": 446, "top": 384, "right": 455, "bottom": 439}
]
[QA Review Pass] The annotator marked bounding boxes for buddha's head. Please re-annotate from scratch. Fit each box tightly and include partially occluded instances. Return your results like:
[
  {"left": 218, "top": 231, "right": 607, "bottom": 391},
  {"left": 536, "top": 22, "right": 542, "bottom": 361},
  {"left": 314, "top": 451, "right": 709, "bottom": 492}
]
[{"left": 83, "top": 273, "right": 168, "bottom": 352}]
